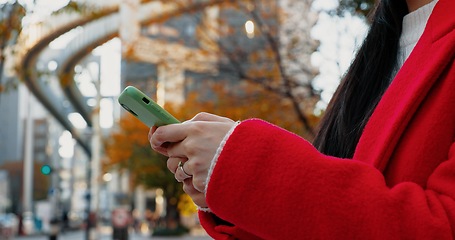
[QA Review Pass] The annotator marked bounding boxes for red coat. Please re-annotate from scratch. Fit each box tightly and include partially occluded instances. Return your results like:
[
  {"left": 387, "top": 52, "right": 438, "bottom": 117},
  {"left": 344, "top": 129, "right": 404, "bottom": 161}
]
[{"left": 199, "top": 0, "right": 455, "bottom": 239}]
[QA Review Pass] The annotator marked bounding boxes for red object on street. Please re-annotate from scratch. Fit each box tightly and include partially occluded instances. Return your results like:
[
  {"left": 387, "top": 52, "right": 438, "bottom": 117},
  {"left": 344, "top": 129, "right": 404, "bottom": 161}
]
[{"left": 112, "top": 208, "right": 130, "bottom": 228}]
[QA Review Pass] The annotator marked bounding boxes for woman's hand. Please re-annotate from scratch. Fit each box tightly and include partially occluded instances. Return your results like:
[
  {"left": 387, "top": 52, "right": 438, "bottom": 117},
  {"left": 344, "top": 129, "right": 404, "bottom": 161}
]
[{"left": 148, "top": 112, "right": 236, "bottom": 207}]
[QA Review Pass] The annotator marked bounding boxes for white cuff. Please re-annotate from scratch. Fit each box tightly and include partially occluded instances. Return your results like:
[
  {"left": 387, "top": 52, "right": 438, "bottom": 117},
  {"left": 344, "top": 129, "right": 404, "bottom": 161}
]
[
  {"left": 197, "top": 206, "right": 212, "bottom": 212},
  {"left": 203, "top": 121, "right": 241, "bottom": 194}
]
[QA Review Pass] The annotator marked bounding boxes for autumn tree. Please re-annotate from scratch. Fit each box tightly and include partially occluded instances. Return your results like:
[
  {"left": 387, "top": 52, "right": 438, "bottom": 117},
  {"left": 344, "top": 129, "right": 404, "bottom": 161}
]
[
  {"left": 103, "top": 111, "right": 186, "bottom": 231},
  {"left": 117, "top": 0, "right": 376, "bottom": 137},
  {"left": 169, "top": 81, "right": 321, "bottom": 138},
  {"left": 0, "top": 1, "right": 25, "bottom": 93},
  {"left": 188, "top": 0, "right": 321, "bottom": 136},
  {"left": 206, "top": 0, "right": 376, "bottom": 136}
]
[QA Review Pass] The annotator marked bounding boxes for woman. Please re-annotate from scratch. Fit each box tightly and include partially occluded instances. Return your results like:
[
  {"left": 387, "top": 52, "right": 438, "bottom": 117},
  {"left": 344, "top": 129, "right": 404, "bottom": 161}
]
[{"left": 149, "top": 0, "right": 455, "bottom": 238}]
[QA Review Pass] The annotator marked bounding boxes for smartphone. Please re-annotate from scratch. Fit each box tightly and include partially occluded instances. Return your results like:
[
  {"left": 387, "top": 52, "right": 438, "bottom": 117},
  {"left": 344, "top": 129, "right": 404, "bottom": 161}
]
[{"left": 118, "top": 86, "right": 180, "bottom": 127}]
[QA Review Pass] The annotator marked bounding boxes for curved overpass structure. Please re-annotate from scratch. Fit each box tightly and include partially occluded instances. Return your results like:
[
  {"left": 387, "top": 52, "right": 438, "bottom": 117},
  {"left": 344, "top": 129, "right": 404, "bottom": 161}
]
[{"left": 19, "top": 0, "right": 225, "bottom": 157}]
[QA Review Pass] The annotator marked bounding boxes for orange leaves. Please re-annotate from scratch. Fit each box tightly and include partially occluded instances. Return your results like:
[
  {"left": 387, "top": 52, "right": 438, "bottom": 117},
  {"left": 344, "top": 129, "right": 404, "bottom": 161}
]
[
  {"left": 168, "top": 81, "right": 317, "bottom": 137},
  {"left": 104, "top": 114, "right": 149, "bottom": 167},
  {"left": 119, "top": 115, "right": 150, "bottom": 146},
  {"left": 104, "top": 110, "right": 174, "bottom": 190}
]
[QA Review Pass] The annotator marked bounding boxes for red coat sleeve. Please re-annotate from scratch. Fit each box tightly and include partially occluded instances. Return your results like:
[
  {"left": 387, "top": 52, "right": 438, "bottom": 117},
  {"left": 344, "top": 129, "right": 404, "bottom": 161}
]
[{"left": 199, "top": 119, "right": 455, "bottom": 239}]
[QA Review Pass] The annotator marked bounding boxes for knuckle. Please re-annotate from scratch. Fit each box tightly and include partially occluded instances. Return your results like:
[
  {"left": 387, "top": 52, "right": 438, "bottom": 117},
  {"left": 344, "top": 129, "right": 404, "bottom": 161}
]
[
  {"left": 193, "top": 177, "right": 206, "bottom": 192},
  {"left": 182, "top": 160, "right": 192, "bottom": 172},
  {"left": 182, "top": 137, "right": 203, "bottom": 157},
  {"left": 188, "top": 121, "right": 205, "bottom": 134},
  {"left": 187, "top": 159, "right": 201, "bottom": 173},
  {"left": 193, "top": 112, "right": 209, "bottom": 121}
]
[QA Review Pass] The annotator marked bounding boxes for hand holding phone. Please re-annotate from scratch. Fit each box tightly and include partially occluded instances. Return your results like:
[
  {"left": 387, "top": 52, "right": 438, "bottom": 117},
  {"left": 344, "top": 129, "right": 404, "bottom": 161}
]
[{"left": 118, "top": 86, "right": 180, "bottom": 127}]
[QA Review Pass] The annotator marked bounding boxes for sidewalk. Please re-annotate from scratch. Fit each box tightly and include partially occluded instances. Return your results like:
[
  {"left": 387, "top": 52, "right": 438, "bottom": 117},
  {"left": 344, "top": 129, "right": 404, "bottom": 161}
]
[{"left": 13, "top": 226, "right": 212, "bottom": 240}]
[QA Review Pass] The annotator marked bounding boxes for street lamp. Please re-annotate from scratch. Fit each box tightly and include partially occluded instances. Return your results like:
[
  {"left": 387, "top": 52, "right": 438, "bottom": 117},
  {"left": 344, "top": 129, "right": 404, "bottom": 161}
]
[{"left": 245, "top": 20, "right": 255, "bottom": 39}]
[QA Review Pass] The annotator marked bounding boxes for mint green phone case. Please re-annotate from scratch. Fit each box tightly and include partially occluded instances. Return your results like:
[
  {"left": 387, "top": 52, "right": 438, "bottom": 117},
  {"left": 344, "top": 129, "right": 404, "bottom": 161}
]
[{"left": 118, "top": 86, "right": 180, "bottom": 127}]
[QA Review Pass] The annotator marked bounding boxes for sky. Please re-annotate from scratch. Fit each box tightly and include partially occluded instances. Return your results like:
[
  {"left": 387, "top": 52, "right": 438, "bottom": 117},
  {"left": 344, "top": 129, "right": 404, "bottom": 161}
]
[{"left": 311, "top": 0, "right": 368, "bottom": 109}]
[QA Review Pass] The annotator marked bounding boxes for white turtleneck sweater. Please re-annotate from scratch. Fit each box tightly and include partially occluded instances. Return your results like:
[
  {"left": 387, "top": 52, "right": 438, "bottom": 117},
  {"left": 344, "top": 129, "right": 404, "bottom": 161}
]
[{"left": 397, "top": 0, "right": 438, "bottom": 69}]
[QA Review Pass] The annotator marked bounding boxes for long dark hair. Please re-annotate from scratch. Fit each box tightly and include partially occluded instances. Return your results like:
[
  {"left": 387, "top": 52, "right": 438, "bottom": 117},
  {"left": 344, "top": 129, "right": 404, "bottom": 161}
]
[{"left": 312, "top": 0, "right": 408, "bottom": 158}]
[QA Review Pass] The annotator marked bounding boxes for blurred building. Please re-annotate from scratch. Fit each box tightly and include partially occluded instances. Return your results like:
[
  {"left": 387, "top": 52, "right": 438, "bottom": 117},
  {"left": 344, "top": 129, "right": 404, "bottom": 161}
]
[
  {"left": 121, "top": 1, "right": 281, "bottom": 103},
  {"left": 0, "top": 42, "right": 91, "bottom": 223},
  {"left": 0, "top": 170, "right": 10, "bottom": 212},
  {"left": 0, "top": 81, "right": 50, "bottom": 213},
  {"left": 0, "top": 84, "right": 28, "bottom": 164}
]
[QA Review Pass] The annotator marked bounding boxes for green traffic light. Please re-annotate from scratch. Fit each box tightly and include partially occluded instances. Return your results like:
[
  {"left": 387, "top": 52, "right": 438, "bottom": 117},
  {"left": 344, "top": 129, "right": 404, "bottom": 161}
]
[{"left": 41, "top": 165, "right": 52, "bottom": 175}]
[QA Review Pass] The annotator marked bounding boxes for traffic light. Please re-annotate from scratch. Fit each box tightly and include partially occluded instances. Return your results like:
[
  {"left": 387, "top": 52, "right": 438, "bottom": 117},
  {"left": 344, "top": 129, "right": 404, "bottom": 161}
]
[{"left": 41, "top": 164, "right": 52, "bottom": 175}]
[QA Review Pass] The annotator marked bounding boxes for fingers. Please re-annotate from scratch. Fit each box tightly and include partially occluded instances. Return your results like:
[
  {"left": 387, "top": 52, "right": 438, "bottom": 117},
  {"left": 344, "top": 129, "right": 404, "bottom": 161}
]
[
  {"left": 167, "top": 157, "right": 181, "bottom": 174},
  {"left": 150, "top": 124, "right": 188, "bottom": 153},
  {"left": 167, "top": 149, "right": 208, "bottom": 208},
  {"left": 174, "top": 161, "right": 207, "bottom": 193},
  {"left": 175, "top": 161, "right": 193, "bottom": 182},
  {"left": 170, "top": 158, "right": 205, "bottom": 195},
  {"left": 169, "top": 158, "right": 207, "bottom": 207},
  {"left": 182, "top": 179, "right": 208, "bottom": 208},
  {"left": 149, "top": 124, "right": 186, "bottom": 156},
  {"left": 149, "top": 126, "right": 169, "bottom": 155},
  {"left": 169, "top": 157, "right": 193, "bottom": 183},
  {"left": 148, "top": 112, "right": 233, "bottom": 208},
  {"left": 148, "top": 126, "right": 157, "bottom": 141},
  {"left": 149, "top": 113, "right": 234, "bottom": 156},
  {"left": 178, "top": 161, "right": 193, "bottom": 178}
]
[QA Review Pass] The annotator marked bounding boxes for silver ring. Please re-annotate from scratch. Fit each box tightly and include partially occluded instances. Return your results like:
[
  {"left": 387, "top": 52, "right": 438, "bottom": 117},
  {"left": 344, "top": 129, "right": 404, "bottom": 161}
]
[{"left": 178, "top": 161, "right": 192, "bottom": 178}]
